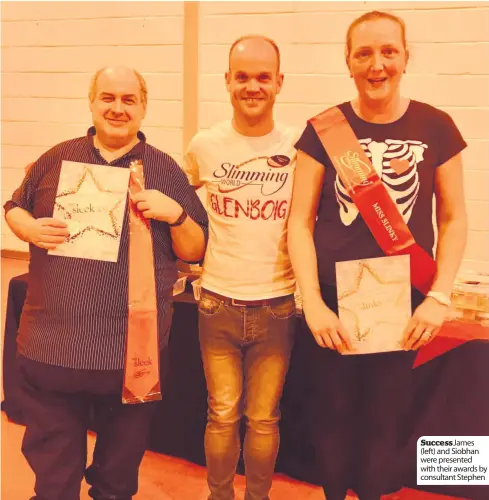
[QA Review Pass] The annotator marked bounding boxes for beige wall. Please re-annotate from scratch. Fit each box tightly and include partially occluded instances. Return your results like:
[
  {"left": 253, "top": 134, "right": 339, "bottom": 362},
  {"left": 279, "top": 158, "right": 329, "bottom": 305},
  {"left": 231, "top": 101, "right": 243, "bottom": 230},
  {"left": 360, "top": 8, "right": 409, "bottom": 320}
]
[{"left": 2, "top": 1, "right": 489, "bottom": 274}]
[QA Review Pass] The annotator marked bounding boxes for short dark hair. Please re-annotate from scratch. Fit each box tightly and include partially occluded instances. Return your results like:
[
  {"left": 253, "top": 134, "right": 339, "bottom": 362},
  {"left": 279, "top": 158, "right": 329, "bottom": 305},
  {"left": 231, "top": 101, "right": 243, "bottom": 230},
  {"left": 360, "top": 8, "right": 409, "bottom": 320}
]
[{"left": 228, "top": 34, "right": 281, "bottom": 73}]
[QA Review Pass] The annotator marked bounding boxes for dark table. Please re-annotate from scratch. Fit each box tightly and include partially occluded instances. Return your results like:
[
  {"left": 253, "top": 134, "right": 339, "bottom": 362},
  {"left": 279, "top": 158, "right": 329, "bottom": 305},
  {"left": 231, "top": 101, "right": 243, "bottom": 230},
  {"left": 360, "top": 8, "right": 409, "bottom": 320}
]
[{"left": 3, "top": 274, "right": 489, "bottom": 499}]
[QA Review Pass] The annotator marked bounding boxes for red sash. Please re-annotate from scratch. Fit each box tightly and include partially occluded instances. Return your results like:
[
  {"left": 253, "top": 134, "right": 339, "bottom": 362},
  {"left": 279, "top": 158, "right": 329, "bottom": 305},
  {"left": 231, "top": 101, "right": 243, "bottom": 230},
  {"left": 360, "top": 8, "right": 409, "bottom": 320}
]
[
  {"left": 414, "top": 320, "right": 489, "bottom": 367},
  {"left": 309, "top": 106, "right": 436, "bottom": 295},
  {"left": 122, "top": 160, "right": 161, "bottom": 404}
]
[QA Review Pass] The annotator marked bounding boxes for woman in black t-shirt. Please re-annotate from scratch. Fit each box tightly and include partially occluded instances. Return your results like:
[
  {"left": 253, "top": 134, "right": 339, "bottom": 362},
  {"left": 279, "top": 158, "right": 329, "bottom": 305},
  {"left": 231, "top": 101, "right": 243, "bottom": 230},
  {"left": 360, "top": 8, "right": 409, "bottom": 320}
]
[{"left": 288, "top": 10, "right": 468, "bottom": 500}]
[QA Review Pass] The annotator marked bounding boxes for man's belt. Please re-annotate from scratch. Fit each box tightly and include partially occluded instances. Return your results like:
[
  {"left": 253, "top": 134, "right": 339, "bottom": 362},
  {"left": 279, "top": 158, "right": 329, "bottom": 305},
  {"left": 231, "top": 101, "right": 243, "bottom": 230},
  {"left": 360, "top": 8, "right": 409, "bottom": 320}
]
[{"left": 202, "top": 288, "right": 294, "bottom": 307}]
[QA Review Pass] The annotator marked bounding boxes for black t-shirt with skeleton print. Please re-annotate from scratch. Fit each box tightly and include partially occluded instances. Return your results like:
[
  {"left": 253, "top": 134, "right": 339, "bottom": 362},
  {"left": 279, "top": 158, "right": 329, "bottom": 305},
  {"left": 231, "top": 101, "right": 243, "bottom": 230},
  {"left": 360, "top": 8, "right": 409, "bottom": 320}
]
[{"left": 295, "top": 100, "right": 467, "bottom": 286}]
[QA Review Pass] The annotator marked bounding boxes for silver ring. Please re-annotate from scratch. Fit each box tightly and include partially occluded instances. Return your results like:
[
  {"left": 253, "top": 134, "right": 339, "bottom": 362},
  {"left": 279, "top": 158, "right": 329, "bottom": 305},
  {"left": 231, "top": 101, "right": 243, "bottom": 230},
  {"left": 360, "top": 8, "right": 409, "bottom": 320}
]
[{"left": 424, "top": 329, "right": 433, "bottom": 339}]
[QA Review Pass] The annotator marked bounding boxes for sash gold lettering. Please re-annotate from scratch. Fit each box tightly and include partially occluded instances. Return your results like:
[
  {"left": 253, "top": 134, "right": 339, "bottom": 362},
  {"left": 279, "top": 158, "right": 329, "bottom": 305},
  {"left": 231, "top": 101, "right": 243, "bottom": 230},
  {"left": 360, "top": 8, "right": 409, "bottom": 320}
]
[
  {"left": 132, "top": 356, "right": 153, "bottom": 368},
  {"left": 338, "top": 151, "right": 371, "bottom": 186},
  {"left": 373, "top": 202, "right": 399, "bottom": 241}
]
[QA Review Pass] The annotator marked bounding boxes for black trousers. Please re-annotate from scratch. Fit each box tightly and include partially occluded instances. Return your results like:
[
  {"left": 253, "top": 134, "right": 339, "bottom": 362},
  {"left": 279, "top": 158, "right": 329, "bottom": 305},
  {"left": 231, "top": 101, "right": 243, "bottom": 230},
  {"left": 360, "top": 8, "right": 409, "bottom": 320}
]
[
  {"left": 306, "top": 285, "right": 423, "bottom": 500},
  {"left": 18, "top": 348, "right": 169, "bottom": 500}
]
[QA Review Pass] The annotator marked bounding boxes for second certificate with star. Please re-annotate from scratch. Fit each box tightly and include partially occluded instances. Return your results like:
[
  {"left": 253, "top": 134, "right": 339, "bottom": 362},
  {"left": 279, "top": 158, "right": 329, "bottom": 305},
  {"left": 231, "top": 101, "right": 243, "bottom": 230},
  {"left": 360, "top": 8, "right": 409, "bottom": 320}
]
[
  {"left": 49, "top": 161, "right": 131, "bottom": 262},
  {"left": 336, "top": 255, "right": 412, "bottom": 355}
]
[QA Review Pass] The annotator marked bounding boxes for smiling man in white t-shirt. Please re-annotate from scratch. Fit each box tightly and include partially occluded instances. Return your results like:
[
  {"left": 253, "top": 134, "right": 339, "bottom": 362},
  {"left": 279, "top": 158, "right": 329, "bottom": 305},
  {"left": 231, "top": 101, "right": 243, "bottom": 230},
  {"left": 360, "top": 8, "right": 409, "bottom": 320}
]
[{"left": 183, "top": 35, "right": 299, "bottom": 500}]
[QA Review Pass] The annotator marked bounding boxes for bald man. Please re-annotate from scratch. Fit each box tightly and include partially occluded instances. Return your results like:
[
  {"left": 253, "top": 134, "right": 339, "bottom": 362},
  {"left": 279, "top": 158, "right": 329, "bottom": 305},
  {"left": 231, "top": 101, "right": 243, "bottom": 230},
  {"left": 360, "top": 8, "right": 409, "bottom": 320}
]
[
  {"left": 182, "top": 36, "right": 300, "bottom": 500},
  {"left": 4, "top": 66, "right": 208, "bottom": 500}
]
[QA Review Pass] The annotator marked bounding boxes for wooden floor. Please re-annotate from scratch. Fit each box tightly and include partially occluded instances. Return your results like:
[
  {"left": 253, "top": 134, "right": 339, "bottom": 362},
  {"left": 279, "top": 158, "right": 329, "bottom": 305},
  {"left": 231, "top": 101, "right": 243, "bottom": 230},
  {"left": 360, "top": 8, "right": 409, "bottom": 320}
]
[{"left": 0, "top": 257, "right": 465, "bottom": 499}]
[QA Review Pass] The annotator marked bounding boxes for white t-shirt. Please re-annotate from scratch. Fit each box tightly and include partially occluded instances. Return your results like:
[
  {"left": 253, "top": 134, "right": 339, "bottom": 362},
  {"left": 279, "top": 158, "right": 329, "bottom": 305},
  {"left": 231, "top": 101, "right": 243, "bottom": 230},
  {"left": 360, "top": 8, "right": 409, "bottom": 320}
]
[{"left": 183, "top": 121, "right": 300, "bottom": 300}]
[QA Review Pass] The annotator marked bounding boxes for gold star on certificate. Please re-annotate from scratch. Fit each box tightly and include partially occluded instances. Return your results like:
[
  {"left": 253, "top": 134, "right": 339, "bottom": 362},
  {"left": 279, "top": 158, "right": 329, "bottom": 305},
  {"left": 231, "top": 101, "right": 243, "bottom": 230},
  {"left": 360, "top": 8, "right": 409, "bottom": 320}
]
[
  {"left": 338, "top": 260, "right": 410, "bottom": 342},
  {"left": 54, "top": 165, "right": 125, "bottom": 242}
]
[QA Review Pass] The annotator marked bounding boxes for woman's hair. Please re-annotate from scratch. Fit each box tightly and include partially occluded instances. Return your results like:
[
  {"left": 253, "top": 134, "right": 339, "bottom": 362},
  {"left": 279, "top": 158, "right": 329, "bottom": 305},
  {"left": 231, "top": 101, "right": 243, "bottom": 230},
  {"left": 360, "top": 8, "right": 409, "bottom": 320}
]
[{"left": 345, "top": 10, "right": 408, "bottom": 62}]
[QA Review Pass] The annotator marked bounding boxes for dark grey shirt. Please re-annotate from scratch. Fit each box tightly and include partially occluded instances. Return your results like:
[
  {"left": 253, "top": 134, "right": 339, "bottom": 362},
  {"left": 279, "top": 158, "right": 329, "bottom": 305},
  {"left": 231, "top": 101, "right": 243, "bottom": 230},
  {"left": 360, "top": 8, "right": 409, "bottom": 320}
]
[{"left": 4, "top": 128, "right": 208, "bottom": 370}]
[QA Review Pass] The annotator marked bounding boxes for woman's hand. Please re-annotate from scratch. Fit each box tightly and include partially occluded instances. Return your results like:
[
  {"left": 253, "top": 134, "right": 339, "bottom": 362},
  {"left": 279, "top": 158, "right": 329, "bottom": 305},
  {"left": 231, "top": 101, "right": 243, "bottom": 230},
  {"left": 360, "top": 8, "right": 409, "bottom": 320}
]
[
  {"left": 302, "top": 296, "right": 353, "bottom": 353},
  {"left": 402, "top": 297, "right": 449, "bottom": 350}
]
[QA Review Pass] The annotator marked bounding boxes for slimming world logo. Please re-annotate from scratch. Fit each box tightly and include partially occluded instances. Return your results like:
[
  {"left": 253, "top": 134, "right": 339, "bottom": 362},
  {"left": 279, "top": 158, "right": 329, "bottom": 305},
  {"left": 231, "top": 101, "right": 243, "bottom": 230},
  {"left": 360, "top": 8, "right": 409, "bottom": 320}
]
[
  {"left": 213, "top": 155, "right": 291, "bottom": 195},
  {"left": 335, "top": 150, "right": 373, "bottom": 189}
]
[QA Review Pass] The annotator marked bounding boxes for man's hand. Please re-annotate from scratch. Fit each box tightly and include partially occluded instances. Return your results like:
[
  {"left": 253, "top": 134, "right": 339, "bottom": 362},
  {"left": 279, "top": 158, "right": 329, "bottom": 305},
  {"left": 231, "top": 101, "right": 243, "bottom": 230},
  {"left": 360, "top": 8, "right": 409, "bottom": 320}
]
[
  {"left": 132, "top": 190, "right": 183, "bottom": 224},
  {"left": 302, "top": 296, "right": 354, "bottom": 353},
  {"left": 26, "top": 218, "right": 70, "bottom": 249},
  {"left": 402, "top": 297, "right": 448, "bottom": 350}
]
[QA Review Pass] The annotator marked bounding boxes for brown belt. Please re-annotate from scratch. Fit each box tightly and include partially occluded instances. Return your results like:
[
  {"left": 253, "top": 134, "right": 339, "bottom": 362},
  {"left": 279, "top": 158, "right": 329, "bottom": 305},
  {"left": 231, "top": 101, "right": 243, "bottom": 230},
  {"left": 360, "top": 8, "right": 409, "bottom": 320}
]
[{"left": 202, "top": 288, "right": 294, "bottom": 307}]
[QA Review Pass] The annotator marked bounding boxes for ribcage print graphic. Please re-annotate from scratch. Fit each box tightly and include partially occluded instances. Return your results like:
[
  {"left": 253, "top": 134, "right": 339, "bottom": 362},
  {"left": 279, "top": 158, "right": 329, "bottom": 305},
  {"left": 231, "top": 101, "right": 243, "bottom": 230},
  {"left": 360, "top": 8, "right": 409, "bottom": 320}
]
[{"left": 335, "top": 138, "right": 428, "bottom": 226}]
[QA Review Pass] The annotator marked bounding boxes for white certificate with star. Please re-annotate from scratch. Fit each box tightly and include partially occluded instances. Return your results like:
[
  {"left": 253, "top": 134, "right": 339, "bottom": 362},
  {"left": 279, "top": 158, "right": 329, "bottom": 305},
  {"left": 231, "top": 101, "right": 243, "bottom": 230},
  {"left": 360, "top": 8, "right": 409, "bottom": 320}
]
[
  {"left": 336, "top": 255, "right": 411, "bottom": 355},
  {"left": 48, "top": 161, "right": 130, "bottom": 262}
]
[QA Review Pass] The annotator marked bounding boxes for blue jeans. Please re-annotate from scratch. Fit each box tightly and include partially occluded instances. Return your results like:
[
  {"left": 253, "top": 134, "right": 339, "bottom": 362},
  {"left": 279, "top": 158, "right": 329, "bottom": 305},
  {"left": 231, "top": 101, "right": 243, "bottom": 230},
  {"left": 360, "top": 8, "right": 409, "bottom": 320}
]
[{"left": 198, "top": 290, "right": 296, "bottom": 500}]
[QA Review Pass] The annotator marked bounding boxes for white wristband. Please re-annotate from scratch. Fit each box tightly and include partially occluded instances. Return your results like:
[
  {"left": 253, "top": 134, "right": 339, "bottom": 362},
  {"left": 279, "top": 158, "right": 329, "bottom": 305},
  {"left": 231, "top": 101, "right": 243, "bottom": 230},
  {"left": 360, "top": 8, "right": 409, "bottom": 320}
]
[{"left": 427, "top": 290, "right": 451, "bottom": 307}]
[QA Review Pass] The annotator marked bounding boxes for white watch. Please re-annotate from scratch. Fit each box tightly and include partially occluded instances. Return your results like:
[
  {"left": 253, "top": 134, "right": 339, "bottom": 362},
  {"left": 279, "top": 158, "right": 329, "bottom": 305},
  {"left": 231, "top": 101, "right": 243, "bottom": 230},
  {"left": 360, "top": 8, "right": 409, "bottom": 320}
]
[{"left": 427, "top": 290, "right": 451, "bottom": 307}]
